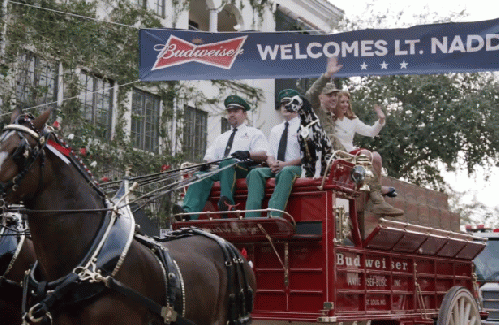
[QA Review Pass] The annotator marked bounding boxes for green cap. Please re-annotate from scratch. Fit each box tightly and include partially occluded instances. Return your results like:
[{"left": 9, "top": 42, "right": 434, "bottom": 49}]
[
  {"left": 278, "top": 89, "right": 300, "bottom": 103},
  {"left": 224, "top": 95, "right": 250, "bottom": 111},
  {"left": 321, "top": 82, "right": 341, "bottom": 94}
]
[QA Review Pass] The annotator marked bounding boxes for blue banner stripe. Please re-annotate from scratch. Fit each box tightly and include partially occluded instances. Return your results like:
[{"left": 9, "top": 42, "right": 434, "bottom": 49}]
[{"left": 139, "top": 18, "right": 499, "bottom": 81}]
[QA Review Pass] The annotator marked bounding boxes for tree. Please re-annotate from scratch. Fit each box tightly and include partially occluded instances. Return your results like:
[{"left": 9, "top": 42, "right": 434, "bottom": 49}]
[
  {"left": 447, "top": 188, "right": 499, "bottom": 227},
  {"left": 331, "top": 2, "right": 499, "bottom": 191},
  {"left": 0, "top": 0, "right": 265, "bottom": 225},
  {"left": 352, "top": 73, "right": 499, "bottom": 190}
]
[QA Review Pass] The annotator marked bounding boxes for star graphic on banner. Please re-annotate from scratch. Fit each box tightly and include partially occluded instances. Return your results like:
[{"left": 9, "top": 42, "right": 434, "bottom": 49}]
[
  {"left": 400, "top": 61, "right": 408, "bottom": 69},
  {"left": 361, "top": 62, "right": 368, "bottom": 70},
  {"left": 380, "top": 61, "right": 388, "bottom": 69}
]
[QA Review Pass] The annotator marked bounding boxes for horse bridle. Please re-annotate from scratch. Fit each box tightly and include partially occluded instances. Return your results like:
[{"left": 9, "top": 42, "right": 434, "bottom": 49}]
[
  {"left": 0, "top": 115, "right": 113, "bottom": 217},
  {"left": 0, "top": 115, "right": 48, "bottom": 201}
]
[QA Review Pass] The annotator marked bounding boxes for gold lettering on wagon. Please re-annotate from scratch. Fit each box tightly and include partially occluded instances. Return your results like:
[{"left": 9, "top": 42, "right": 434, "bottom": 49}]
[
  {"left": 202, "top": 226, "right": 260, "bottom": 236},
  {"left": 336, "top": 253, "right": 409, "bottom": 271},
  {"left": 366, "top": 275, "right": 387, "bottom": 287},
  {"left": 366, "top": 298, "right": 387, "bottom": 306}
]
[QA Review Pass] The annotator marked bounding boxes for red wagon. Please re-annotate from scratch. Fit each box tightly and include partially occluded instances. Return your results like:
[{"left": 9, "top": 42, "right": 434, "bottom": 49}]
[{"left": 173, "top": 156, "right": 486, "bottom": 325}]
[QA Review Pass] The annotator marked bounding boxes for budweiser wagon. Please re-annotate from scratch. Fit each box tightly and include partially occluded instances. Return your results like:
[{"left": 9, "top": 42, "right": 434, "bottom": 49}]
[{"left": 173, "top": 153, "right": 486, "bottom": 325}]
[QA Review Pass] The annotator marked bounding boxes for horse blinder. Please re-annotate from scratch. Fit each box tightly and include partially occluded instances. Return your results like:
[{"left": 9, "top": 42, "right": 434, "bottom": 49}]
[
  {"left": 11, "top": 138, "right": 31, "bottom": 171},
  {"left": 0, "top": 119, "right": 46, "bottom": 198}
]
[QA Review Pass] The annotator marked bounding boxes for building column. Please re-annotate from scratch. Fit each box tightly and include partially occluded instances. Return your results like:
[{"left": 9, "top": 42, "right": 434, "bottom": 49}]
[{"left": 209, "top": 8, "right": 218, "bottom": 32}]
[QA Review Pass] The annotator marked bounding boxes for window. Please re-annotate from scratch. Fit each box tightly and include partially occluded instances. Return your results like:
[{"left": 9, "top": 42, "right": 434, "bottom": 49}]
[
  {"left": 78, "top": 71, "right": 113, "bottom": 139},
  {"left": 137, "top": 0, "right": 165, "bottom": 17},
  {"left": 131, "top": 89, "right": 160, "bottom": 153},
  {"left": 221, "top": 117, "right": 231, "bottom": 133},
  {"left": 189, "top": 20, "right": 199, "bottom": 30},
  {"left": 16, "top": 51, "right": 58, "bottom": 110},
  {"left": 152, "top": 0, "right": 165, "bottom": 17},
  {"left": 183, "top": 106, "right": 207, "bottom": 162},
  {"left": 136, "top": 0, "right": 146, "bottom": 8}
]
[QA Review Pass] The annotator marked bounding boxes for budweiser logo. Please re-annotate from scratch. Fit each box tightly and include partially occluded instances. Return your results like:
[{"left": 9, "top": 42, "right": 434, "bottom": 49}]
[{"left": 152, "top": 35, "right": 247, "bottom": 70}]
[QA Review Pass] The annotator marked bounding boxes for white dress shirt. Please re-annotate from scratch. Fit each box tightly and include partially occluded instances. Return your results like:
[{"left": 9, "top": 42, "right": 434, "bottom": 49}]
[
  {"left": 268, "top": 116, "right": 301, "bottom": 162},
  {"left": 204, "top": 123, "right": 269, "bottom": 161},
  {"left": 334, "top": 117, "right": 385, "bottom": 152}
]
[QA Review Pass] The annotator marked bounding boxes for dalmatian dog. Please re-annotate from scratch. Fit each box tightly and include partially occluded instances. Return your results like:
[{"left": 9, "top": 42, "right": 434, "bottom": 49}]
[{"left": 285, "top": 95, "right": 332, "bottom": 178}]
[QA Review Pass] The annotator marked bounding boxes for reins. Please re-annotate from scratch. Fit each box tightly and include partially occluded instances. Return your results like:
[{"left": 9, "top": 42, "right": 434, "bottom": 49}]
[
  {"left": 126, "top": 158, "right": 247, "bottom": 212},
  {"left": 0, "top": 116, "right": 252, "bottom": 221}
]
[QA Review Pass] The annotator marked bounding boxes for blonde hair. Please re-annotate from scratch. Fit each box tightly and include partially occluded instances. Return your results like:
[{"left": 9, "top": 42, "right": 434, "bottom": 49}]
[{"left": 334, "top": 91, "right": 356, "bottom": 120}]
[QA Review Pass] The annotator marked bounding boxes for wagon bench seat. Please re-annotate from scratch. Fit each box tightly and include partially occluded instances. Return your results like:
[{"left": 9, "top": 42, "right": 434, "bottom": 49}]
[
  {"left": 209, "top": 159, "right": 358, "bottom": 197},
  {"left": 210, "top": 176, "right": 320, "bottom": 197}
]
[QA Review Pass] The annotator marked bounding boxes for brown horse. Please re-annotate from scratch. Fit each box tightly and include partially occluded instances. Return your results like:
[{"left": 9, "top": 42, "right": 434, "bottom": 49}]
[
  {"left": 0, "top": 109, "right": 255, "bottom": 325},
  {"left": 0, "top": 214, "right": 36, "bottom": 325}
]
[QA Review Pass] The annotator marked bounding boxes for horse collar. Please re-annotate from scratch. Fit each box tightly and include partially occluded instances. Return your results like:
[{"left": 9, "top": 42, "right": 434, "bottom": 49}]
[{"left": 22, "top": 200, "right": 136, "bottom": 322}]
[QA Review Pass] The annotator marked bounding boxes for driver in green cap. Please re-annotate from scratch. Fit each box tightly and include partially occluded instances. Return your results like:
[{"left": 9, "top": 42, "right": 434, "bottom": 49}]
[
  {"left": 181, "top": 95, "right": 269, "bottom": 219},
  {"left": 244, "top": 89, "right": 303, "bottom": 218}
]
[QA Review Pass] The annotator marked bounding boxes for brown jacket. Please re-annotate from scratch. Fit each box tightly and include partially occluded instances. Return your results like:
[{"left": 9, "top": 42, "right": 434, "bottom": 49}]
[{"left": 305, "top": 74, "right": 345, "bottom": 151}]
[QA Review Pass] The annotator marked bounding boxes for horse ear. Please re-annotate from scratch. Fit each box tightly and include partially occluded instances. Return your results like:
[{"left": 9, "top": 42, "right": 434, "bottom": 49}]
[
  {"left": 32, "top": 108, "right": 53, "bottom": 132},
  {"left": 10, "top": 109, "right": 22, "bottom": 123}
]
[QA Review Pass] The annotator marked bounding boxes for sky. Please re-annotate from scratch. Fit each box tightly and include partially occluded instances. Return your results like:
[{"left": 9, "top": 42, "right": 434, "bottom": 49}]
[
  {"left": 328, "top": 0, "right": 499, "bottom": 214},
  {"left": 331, "top": 0, "right": 499, "bottom": 23}
]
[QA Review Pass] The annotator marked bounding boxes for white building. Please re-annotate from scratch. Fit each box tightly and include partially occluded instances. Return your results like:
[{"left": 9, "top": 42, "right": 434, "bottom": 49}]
[
  {"left": 1, "top": 0, "right": 343, "bottom": 164},
  {"left": 161, "top": 0, "right": 344, "bottom": 159}
]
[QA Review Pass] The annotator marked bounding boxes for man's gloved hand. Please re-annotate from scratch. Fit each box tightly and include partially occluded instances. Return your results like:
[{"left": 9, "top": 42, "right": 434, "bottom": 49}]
[
  {"left": 231, "top": 151, "right": 251, "bottom": 160},
  {"left": 199, "top": 163, "right": 210, "bottom": 172}
]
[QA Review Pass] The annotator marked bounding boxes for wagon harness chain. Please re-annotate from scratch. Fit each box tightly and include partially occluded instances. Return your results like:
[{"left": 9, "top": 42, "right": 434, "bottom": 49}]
[
  {"left": 257, "top": 224, "right": 289, "bottom": 287},
  {"left": 414, "top": 262, "right": 429, "bottom": 320}
]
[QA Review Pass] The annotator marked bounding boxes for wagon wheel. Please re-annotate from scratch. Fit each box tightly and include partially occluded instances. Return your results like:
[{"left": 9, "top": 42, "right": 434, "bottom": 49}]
[{"left": 436, "top": 286, "right": 480, "bottom": 325}]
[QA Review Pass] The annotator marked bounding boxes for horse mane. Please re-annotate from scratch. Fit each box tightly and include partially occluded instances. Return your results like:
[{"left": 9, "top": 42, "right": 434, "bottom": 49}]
[{"left": 45, "top": 133, "right": 106, "bottom": 199}]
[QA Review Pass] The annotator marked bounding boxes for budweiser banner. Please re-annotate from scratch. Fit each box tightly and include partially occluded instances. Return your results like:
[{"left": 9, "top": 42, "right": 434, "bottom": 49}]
[{"left": 139, "top": 18, "right": 499, "bottom": 81}]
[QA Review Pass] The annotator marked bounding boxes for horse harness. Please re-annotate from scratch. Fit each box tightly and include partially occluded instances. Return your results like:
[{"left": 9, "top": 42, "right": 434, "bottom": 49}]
[
  {"left": 157, "top": 227, "right": 254, "bottom": 325},
  {"left": 0, "top": 116, "right": 253, "bottom": 324},
  {"left": 21, "top": 208, "right": 253, "bottom": 325},
  {"left": 0, "top": 216, "right": 26, "bottom": 291},
  {"left": 20, "top": 192, "right": 194, "bottom": 325}
]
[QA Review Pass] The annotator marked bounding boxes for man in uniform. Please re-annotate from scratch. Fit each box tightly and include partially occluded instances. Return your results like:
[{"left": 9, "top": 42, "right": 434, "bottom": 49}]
[
  {"left": 181, "top": 95, "right": 269, "bottom": 219},
  {"left": 305, "top": 57, "right": 345, "bottom": 151},
  {"left": 245, "top": 89, "right": 302, "bottom": 218},
  {"left": 307, "top": 57, "right": 402, "bottom": 217}
]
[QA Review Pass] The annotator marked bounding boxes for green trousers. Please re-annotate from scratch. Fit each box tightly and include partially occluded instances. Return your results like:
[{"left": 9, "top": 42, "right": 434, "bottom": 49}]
[
  {"left": 182, "top": 159, "right": 249, "bottom": 219},
  {"left": 245, "top": 165, "right": 301, "bottom": 218}
]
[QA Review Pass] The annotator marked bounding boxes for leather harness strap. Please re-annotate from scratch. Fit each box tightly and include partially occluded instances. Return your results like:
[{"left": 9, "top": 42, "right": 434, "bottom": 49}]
[{"left": 159, "top": 227, "right": 254, "bottom": 325}]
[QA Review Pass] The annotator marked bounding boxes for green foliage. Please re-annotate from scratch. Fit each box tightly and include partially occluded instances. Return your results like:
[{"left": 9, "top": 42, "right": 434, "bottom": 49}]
[
  {"left": 0, "top": 0, "right": 264, "bottom": 223},
  {"left": 1, "top": 0, "right": 168, "bottom": 176},
  {"left": 0, "top": 0, "right": 263, "bottom": 175},
  {"left": 332, "top": 2, "right": 499, "bottom": 193},
  {"left": 351, "top": 73, "right": 499, "bottom": 190}
]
